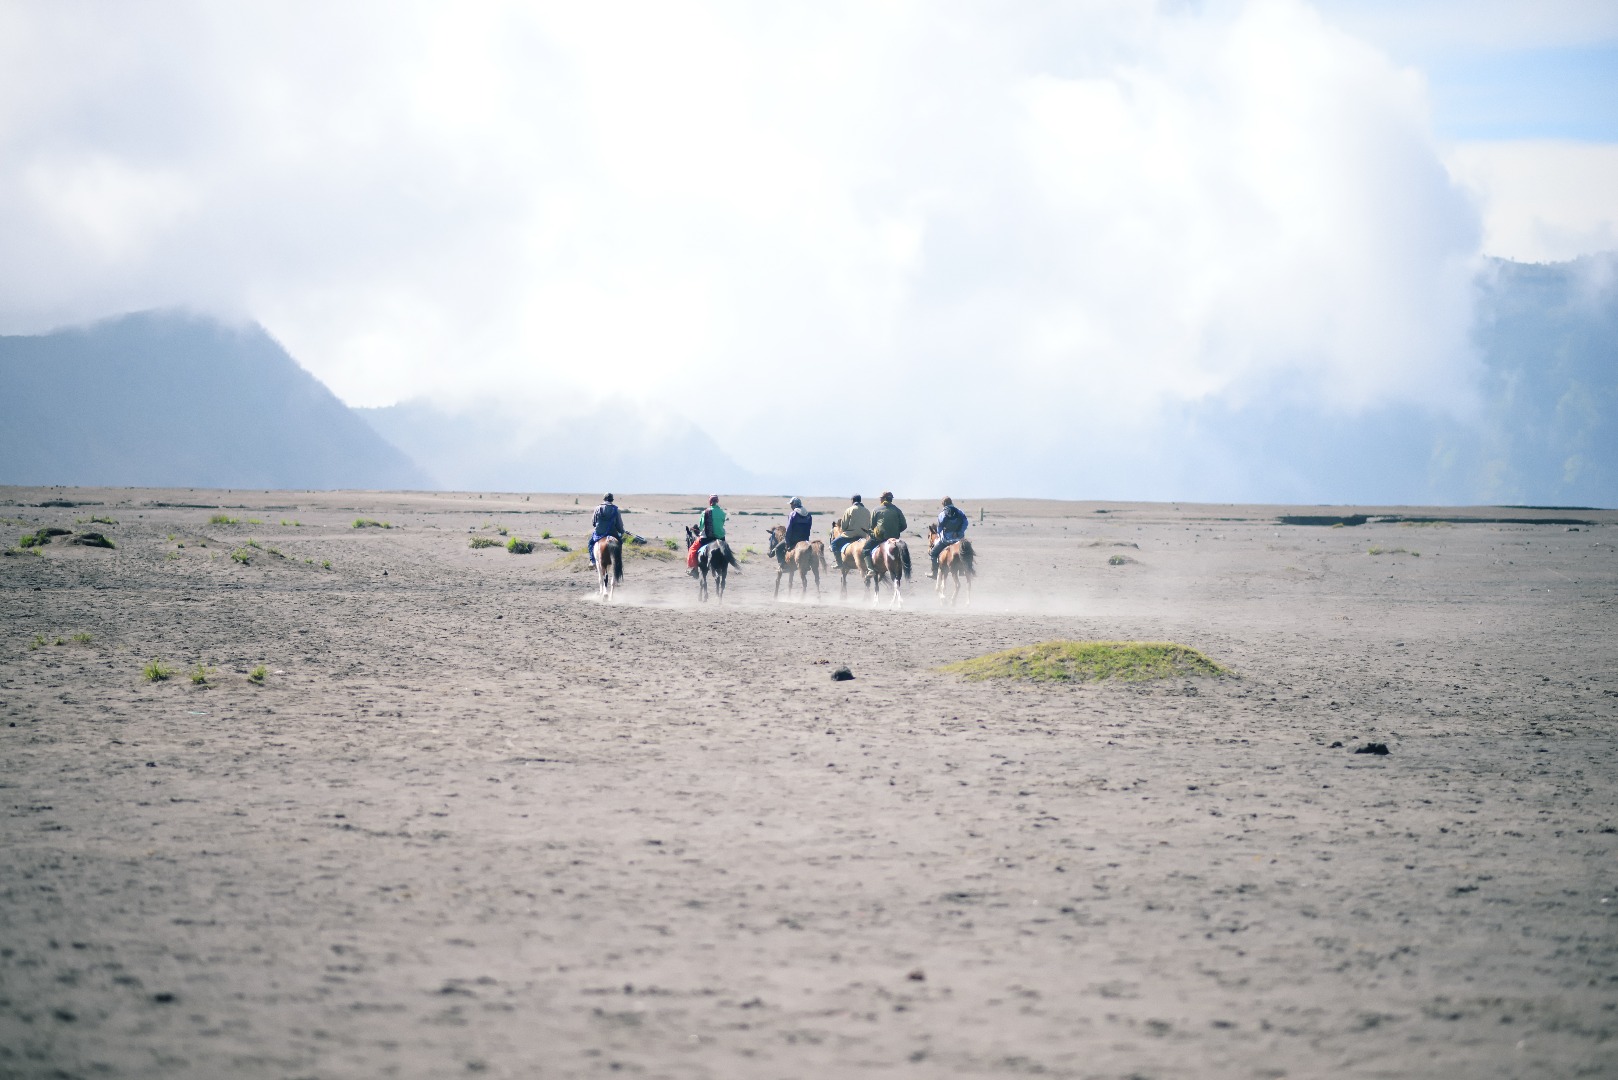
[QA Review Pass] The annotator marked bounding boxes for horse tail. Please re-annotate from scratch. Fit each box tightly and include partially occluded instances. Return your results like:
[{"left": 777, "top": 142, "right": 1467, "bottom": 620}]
[
  {"left": 897, "top": 539, "right": 912, "bottom": 580},
  {"left": 725, "top": 541, "right": 742, "bottom": 571},
  {"left": 961, "top": 539, "right": 975, "bottom": 576},
  {"left": 611, "top": 538, "right": 623, "bottom": 582}
]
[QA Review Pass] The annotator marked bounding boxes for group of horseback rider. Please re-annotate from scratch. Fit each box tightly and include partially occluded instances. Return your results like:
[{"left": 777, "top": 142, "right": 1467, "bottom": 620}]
[{"left": 586, "top": 491, "right": 970, "bottom": 582}]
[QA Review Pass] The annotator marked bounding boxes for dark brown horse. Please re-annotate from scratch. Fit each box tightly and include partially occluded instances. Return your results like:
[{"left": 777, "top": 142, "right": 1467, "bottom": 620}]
[
  {"left": 767, "top": 525, "right": 825, "bottom": 601},
  {"left": 685, "top": 524, "right": 739, "bottom": 603},
  {"left": 865, "top": 537, "right": 910, "bottom": 608},
  {"left": 925, "top": 523, "right": 974, "bottom": 606},
  {"left": 593, "top": 536, "right": 623, "bottom": 602}
]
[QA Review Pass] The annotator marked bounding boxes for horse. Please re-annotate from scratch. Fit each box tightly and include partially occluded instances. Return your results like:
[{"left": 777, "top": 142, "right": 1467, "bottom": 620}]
[
  {"left": 827, "top": 522, "right": 873, "bottom": 600},
  {"left": 865, "top": 537, "right": 910, "bottom": 608},
  {"left": 684, "top": 524, "right": 740, "bottom": 603},
  {"left": 593, "top": 536, "right": 623, "bottom": 602},
  {"left": 767, "top": 525, "right": 825, "bottom": 601},
  {"left": 925, "top": 524, "right": 975, "bottom": 606}
]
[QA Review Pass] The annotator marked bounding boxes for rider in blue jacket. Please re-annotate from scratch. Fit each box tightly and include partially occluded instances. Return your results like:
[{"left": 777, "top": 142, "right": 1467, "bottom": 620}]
[
  {"left": 775, "top": 497, "right": 812, "bottom": 563},
  {"left": 588, "top": 493, "right": 624, "bottom": 567},
  {"left": 928, "top": 496, "right": 968, "bottom": 578}
]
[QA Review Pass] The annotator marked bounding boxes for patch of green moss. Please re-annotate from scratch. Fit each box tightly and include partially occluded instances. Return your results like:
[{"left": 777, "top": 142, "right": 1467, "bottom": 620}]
[{"left": 940, "top": 640, "right": 1230, "bottom": 683}]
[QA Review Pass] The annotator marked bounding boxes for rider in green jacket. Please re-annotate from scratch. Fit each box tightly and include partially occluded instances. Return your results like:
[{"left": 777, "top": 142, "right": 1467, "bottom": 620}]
[{"left": 861, "top": 491, "right": 909, "bottom": 579}]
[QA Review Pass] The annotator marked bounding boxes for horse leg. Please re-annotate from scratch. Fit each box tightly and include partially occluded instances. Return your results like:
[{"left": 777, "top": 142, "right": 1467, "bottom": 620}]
[{"left": 774, "top": 563, "right": 783, "bottom": 600}]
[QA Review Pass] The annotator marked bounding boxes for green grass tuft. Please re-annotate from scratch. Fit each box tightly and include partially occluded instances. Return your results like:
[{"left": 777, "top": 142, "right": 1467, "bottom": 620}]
[
  {"left": 664, "top": 537, "right": 678, "bottom": 550},
  {"left": 208, "top": 514, "right": 239, "bottom": 526},
  {"left": 28, "top": 633, "right": 47, "bottom": 650},
  {"left": 469, "top": 536, "right": 501, "bottom": 549},
  {"left": 353, "top": 519, "right": 392, "bottom": 529},
  {"left": 189, "top": 663, "right": 212, "bottom": 686},
  {"left": 231, "top": 548, "right": 252, "bottom": 565},
  {"left": 940, "top": 640, "right": 1230, "bottom": 683},
  {"left": 143, "top": 658, "right": 174, "bottom": 682},
  {"left": 549, "top": 538, "right": 570, "bottom": 551},
  {"left": 506, "top": 537, "right": 536, "bottom": 554},
  {"left": 540, "top": 530, "right": 552, "bottom": 539},
  {"left": 71, "top": 632, "right": 93, "bottom": 644},
  {"left": 248, "top": 665, "right": 267, "bottom": 684}
]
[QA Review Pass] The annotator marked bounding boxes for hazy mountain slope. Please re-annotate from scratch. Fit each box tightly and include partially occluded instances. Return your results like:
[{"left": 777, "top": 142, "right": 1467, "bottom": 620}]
[
  {"left": 356, "top": 399, "right": 761, "bottom": 495},
  {"left": 0, "top": 311, "right": 426, "bottom": 489}
]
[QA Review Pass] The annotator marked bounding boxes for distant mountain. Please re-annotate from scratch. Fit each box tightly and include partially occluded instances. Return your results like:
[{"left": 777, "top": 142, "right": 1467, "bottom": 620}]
[
  {"left": 0, "top": 310, "right": 426, "bottom": 489},
  {"left": 355, "top": 399, "right": 760, "bottom": 495},
  {"left": 1158, "top": 252, "right": 1618, "bottom": 507}
]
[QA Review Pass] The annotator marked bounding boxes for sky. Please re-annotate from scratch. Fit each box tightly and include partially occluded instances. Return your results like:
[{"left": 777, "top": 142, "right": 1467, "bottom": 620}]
[{"left": 1, "top": 0, "right": 1615, "bottom": 497}]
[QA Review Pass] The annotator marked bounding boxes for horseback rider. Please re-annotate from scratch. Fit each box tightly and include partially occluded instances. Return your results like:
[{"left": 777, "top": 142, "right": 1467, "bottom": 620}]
[
  {"left": 862, "top": 491, "right": 909, "bottom": 579},
  {"left": 928, "top": 496, "right": 969, "bottom": 578},
  {"left": 687, "top": 494, "right": 727, "bottom": 577},
  {"left": 773, "top": 497, "right": 813, "bottom": 565},
  {"left": 832, "top": 493, "right": 871, "bottom": 574},
  {"left": 587, "top": 493, "right": 624, "bottom": 567}
]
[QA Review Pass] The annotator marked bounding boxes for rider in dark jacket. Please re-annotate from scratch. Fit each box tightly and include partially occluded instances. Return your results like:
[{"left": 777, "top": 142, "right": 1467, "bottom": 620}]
[
  {"left": 588, "top": 494, "right": 624, "bottom": 567},
  {"left": 775, "top": 497, "right": 812, "bottom": 563},
  {"left": 929, "top": 496, "right": 969, "bottom": 578},
  {"left": 861, "top": 491, "right": 909, "bottom": 578}
]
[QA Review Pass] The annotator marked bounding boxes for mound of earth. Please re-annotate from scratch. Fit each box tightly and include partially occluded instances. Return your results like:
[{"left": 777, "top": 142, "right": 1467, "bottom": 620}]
[{"left": 941, "top": 640, "right": 1229, "bottom": 682}]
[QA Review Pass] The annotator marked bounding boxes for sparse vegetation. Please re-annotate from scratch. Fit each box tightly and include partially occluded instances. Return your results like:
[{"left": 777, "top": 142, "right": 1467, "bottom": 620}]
[
  {"left": 143, "top": 658, "right": 174, "bottom": 682},
  {"left": 1107, "top": 553, "right": 1133, "bottom": 566},
  {"left": 248, "top": 665, "right": 267, "bottom": 684},
  {"left": 497, "top": 526, "right": 508, "bottom": 536},
  {"left": 208, "top": 514, "right": 239, "bottom": 526},
  {"left": 28, "top": 633, "right": 46, "bottom": 650},
  {"left": 247, "top": 518, "right": 263, "bottom": 525},
  {"left": 72, "top": 532, "right": 116, "bottom": 548},
  {"left": 4, "top": 545, "right": 42, "bottom": 558},
  {"left": 245, "top": 538, "right": 263, "bottom": 548},
  {"left": 1368, "top": 547, "right": 1419, "bottom": 556},
  {"left": 469, "top": 536, "right": 501, "bottom": 549},
  {"left": 280, "top": 519, "right": 303, "bottom": 527},
  {"left": 941, "top": 640, "right": 1230, "bottom": 683},
  {"left": 540, "top": 530, "right": 553, "bottom": 539},
  {"left": 507, "top": 537, "right": 537, "bottom": 554},
  {"left": 19, "top": 526, "right": 70, "bottom": 548},
  {"left": 353, "top": 519, "right": 392, "bottom": 529},
  {"left": 321, "top": 559, "right": 332, "bottom": 570},
  {"left": 77, "top": 515, "right": 118, "bottom": 525},
  {"left": 189, "top": 663, "right": 212, "bottom": 686},
  {"left": 70, "top": 632, "right": 93, "bottom": 644},
  {"left": 549, "top": 538, "right": 570, "bottom": 551},
  {"left": 231, "top": 547, "right": 253, "bottom": 565},
  {"left": 663, "top": 537, "right": 678, "bottom": 550}
]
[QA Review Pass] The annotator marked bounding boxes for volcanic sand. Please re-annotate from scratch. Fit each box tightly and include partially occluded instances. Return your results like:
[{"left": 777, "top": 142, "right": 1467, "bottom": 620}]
[{"left": 2, "top": 488, "right": 1615, "bottom": 1079}]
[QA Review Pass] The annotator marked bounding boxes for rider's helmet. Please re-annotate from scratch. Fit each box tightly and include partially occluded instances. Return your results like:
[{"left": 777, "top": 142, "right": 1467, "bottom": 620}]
[
  {"left": 708, "top": 494, "right": 719, "bottom": 505},
  {"left": 941, "top": 496, "right": 952, "bottom": 506},
  {"left": 603, "top": 493, "right": 614, "bottom": 503},
  {"left": 789, "top": 497, "right": 802, "bottom": 508}
]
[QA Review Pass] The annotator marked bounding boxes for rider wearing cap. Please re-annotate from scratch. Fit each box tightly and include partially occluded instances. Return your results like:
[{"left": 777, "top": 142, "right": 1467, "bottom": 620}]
[
  {"left": 588, "top": 493, "right": 624, "bottom": 567},
  {"left": 862, "top": 491, "right": 909, "bottom": 579},
  {"left": 928, "top": 496, "right": 969, "bottom": 578},
  {"left": 833, "top": 493, "right": 871, "bottom": 574},
  {"left": 687, "top": 494, "right": 727, "bottom": 576},
  {"left": 774, "top": 497, "right": 813, "bottom": 565}
]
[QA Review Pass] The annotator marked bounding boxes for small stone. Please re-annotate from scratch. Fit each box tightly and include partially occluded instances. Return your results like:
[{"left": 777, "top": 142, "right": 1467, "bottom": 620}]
[
  {"left": 907, "top": 969, "right": 925, "bottom": 981},
  {"left": 832, "top": 667, "right": 854, "bottom": 681}
]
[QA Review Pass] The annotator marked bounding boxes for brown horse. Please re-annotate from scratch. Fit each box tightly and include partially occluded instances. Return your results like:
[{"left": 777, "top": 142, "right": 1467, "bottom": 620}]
[
  {"left": 926, "top": 524, "right": 975, "bottom": 606},
  {"left": 767, "top": 525, "right": 825, "bottom": 601},
  {"left": 865, "top": 537, "right": 910, "bottom": 608},
  {"left": 593, "top": 536, "right": 623, "bottom": 602},
  {"left": 827, "top": 522, "right": 873, "bottom": 600}
]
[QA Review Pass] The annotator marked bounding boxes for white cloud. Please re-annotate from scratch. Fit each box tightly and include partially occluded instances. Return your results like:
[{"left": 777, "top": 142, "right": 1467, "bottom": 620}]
[
  {"left": 1445, "top": 140, "right": 1618, "bottom": 262},
  {"left": 0, "top": 1, "right": 1508, "bottom": 493}
]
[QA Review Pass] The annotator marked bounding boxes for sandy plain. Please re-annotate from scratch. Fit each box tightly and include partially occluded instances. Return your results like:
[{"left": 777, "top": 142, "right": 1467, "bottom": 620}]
[{"left": 1, "top": 486, "right": 1615, "bottom": 1080}]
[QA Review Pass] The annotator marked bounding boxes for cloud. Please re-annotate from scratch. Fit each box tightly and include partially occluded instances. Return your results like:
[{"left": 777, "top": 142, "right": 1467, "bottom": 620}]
[
  {"left": 1445, "top": 140, "right": 1618, "bottom": 262},
  {"left": 0, "top": 1, "right": 1499, "bottom": 495}
]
